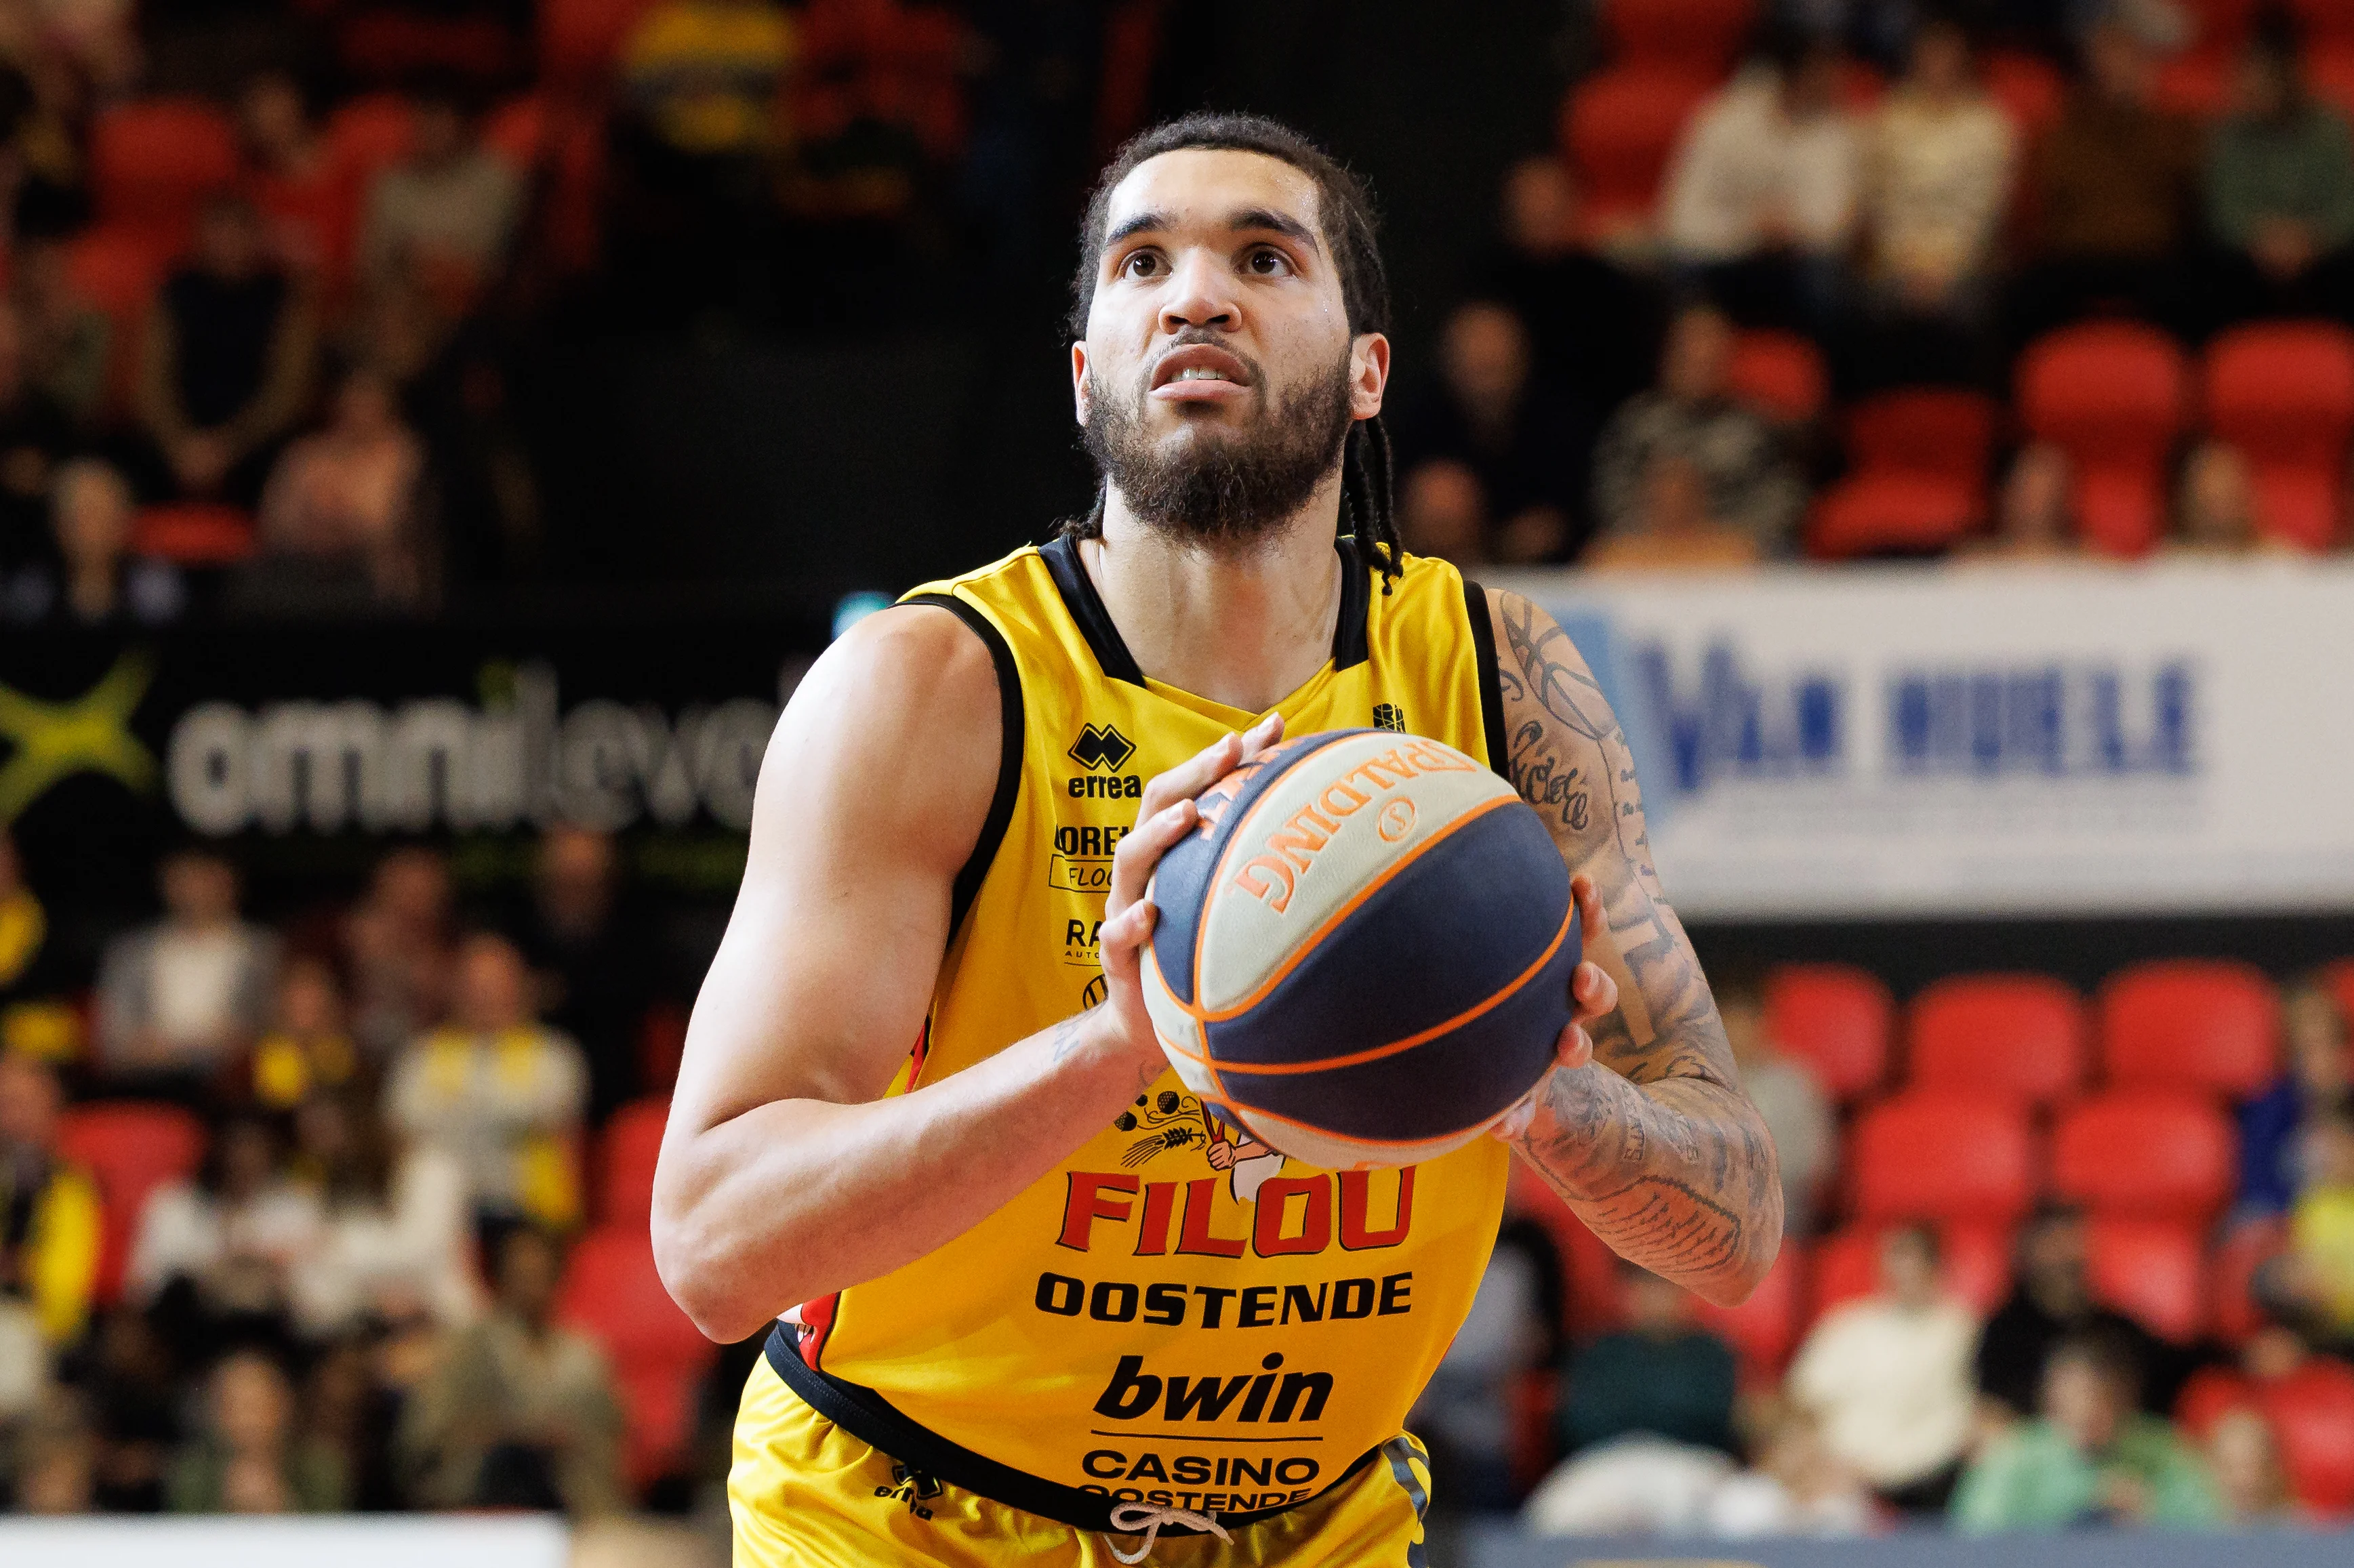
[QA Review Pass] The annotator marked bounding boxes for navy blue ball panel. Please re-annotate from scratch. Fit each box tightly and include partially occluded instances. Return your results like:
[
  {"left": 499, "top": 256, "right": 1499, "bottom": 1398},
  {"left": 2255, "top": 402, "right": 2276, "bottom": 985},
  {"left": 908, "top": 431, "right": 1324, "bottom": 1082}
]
[
  {"left": 1147, "top": 729, "right": 1369, "bottom": 1010},
  {"left": 1203, "top": 801, "right": 1572, "bottom": 1067},
  {"left": 1225, "top": 923, "right": 1579, "bottom": 1141}
]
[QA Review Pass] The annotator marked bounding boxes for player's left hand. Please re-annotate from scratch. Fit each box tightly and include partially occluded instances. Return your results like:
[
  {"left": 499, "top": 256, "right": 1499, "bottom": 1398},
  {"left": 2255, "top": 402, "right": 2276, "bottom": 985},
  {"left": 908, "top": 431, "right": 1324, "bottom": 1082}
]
[{"left": 1492, "top": 873, "right": 1615, "bottom": 1140}]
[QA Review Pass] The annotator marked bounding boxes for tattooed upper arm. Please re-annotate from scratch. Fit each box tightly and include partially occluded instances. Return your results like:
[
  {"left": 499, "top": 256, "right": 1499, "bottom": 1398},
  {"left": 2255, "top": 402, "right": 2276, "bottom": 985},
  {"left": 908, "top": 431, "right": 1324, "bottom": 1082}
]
[{"left": 1488, "top": 588, "right": 1735, "bottom": 1092}]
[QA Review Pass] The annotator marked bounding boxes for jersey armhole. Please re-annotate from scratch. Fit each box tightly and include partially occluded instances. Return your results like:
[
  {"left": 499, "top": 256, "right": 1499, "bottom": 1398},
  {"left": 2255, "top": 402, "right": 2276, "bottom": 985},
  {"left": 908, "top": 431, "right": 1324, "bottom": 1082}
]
[
  {"left": 1461, "top": 577, "right": 1512, "bottom": 783},
  {"left": 899, "top": 592, "right": 1024, "bottom": 938}
]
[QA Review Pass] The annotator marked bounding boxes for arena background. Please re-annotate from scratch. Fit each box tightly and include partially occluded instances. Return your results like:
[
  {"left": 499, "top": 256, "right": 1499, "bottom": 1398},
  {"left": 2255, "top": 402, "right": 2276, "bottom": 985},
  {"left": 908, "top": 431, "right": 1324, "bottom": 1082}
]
[{"left": 4, "top": 0, "right": 2354, "bottom": 1563}]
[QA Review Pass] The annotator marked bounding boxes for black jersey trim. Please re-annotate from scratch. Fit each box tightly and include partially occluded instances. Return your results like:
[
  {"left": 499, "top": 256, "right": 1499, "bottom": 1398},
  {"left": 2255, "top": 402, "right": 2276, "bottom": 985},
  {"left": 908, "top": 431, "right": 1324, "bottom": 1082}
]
[
  {"left": 1461, "top": 577, "right": 1512, "bottom": 783},
  {"left": 900, "top": 592, "right": 1024, "bottom": 938},
  {"left": 763, "top": 1325, "right": 1378, "bottom": 1535},
  {"left": 1333, "top": 535, "right": 1371, "bottom": 671},
  {"left": 1040, "top": 533, "right": 1376, "bottom": 684},
  {"left": 1038, "top": 534, "right": 1146, "bottom": 686}
]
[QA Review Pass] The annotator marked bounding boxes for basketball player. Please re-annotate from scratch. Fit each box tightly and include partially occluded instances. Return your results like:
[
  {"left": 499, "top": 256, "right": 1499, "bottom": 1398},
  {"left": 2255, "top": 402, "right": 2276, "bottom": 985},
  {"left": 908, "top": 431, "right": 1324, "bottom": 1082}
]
[{"left": 654, "top": 114, "right": 1782, "bottom": 1565}]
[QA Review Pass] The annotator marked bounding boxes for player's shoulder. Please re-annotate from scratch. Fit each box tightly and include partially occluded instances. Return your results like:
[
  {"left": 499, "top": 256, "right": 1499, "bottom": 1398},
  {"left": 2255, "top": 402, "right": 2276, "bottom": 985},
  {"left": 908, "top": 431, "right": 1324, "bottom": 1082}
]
[{"left": 901, "top": 541, "right": 1048, "bottom": 605}]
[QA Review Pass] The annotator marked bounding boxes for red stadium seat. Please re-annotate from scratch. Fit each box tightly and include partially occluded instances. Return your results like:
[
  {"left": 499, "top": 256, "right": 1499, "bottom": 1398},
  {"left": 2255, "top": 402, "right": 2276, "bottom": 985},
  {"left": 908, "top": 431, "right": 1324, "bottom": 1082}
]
[
  {"left": 2260, "top": 1357, "right": 2354, "bottom": 1514},
  {"left": 2153, "top": 50, "right": 2233, "bottom": 118},
  {"left": 132, "top": 503, "right": 256, "bottom": 564},
  {"left": 2203, "top": 322, "right": 2354, "bottom": 551},
  {"left": 1507, "top": 1161, "right": 1627, "bottom": 1340},
  {"left": 2087, "top": 1216, "right": 2206, "bottom": 1342},
  {"left": 56, "top": 1102, "right": 205, "bottom": 1304},
  {"left": 2176, "top": 1365, "right": 2260, "bottom": 1438},
  {"left": 2053, "top": 1090, "right": 2235, "bottom": 1222},
  {"left": 556, "top": 1224, "right": 717, "bottom": 1486},
  {"left": 1692, "top": 1241, "right": 1804, "bottom": 1387},
  {"left": 1600, "top": 0, "right": 1756, "bottom": 79},
  {"left": 338, "top": 11, "right": 515, "bottom": 82},
  {"left": 1810, "top": 1220, "right": 2012, "bottom": 1319},
  {"left": 2099, "top": 959, "right": 2280, "bottom": 1097},
  {"left": 542, "top": 0, "right": 658, "bottom": 80},
  {"left": 1806, "top": 472, "right": 1981, "bottom": 559},
  {"left": 1727, "top": 329, "right": 1829, "bottom": 425},
  {"left": 1983, "top": 49, "right": 2065, "bottom": 140},
  {"left": 2016, "top": 323, "right": 2193, "bottom": 557},
  {"left": 2183, "top": 0, "right": 2261, "bottom": 55},
  {"left": 484, "top": 94, "right": 546, "bottom": 169},
  {"left": 1850, "top": 1091, "right": 2037, "bottom": 1224},
  {"left": 90, "top": 100, "right": 241, "bottom": 251},
  {"left": 1562, "top": 67, "right": 1713, "bottom": 241},
  {"left": 1844, "top": 388, "right": 2001, "bottom": 488},
  {"left": 324, "top": 93, "right": 417, "bottom": 186},
  {"left": 597, "top": 1095, "right": 668, "bottom": 1228},
  {"left": 1907, "top": 974, "right": 2087, "bottom": 1108},
  {"left": 2323, "top": 958, "right": 2354, "bottom": 1037},
  {"left": 2214, "top": 1216, "right": 2288, "bottom": 1344},
  {"left": 2290, "top": 0, "right": 2354, "bottom": 55},
  {"left": 1764, "top": 964, "right": 1891, "bottom": 1101},
  {"left": 2309, "top": 48, "right": 2354, "bottom": 122}
]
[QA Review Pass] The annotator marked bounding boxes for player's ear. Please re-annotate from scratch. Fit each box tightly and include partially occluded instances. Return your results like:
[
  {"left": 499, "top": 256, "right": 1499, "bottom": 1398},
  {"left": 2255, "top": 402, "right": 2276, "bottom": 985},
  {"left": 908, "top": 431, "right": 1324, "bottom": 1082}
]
[
  {"left": 1350, "top": 332, "right": 1389, "bottom": 421},
  {"left": 1072, "top": 341, "right": 1093, "bottom": 427}
]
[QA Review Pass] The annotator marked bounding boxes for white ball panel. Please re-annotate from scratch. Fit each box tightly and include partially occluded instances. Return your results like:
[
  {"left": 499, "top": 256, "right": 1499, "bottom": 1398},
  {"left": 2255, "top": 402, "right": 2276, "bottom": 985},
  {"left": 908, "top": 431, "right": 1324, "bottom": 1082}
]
[{"left": 1194, "top": 733, "right": 1516, "bottom": 1015}]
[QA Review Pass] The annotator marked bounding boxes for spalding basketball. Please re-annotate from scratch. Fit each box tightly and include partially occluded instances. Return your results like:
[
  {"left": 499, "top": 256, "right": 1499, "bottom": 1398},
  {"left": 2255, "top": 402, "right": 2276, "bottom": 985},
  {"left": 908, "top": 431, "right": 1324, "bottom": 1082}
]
[{"left": 1140, "top": 728, "right": 1579, "bottom": 1170}]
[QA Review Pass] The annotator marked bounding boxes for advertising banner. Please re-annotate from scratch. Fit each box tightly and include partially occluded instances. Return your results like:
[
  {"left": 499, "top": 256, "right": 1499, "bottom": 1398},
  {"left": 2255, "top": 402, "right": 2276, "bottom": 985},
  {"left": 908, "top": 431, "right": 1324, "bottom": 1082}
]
[{"left": 1515, "top": 561, "right": 2354, "bottom": 920}]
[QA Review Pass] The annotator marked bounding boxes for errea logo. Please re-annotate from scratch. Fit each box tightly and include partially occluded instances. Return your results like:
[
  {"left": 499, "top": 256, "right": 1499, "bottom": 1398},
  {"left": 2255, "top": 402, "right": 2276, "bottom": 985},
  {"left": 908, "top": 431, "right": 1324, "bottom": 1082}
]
[{"left": 1069, "top": 724, "right": 1136, "bottom": 771}]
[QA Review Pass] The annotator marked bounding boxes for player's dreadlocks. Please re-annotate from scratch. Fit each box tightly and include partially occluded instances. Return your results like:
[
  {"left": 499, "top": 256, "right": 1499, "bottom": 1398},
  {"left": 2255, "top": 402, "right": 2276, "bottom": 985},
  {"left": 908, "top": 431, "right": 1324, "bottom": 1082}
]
[{"left": 1063, "top": 112, "right": 1402, "bottom": 592}]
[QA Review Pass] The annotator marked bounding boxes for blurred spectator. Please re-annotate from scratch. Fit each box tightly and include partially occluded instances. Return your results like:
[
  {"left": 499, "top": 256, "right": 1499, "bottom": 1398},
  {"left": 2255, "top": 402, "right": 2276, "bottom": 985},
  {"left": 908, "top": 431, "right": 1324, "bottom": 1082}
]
[
  {"left": 127, "top": 1113, "right": 321, "bottom": 1341},
  {"left": 244, "top": 956, "right": 360, "bottom": 1113},
  {"left": 1522, "top": 1435, "right": 1736, "bottom": 1535},
  {"left": 1585, "top": 455, "right": 1768, "bottom": 571},
  {"left": 96, "top": 848, "right": 278, "bottom": 1095},
  {"left": 1962, "top": 443, "right": 2082, "bottom": 560},
  {"left": 2012, "top": 20, "right": 2202, "bottom": 344},
  {"left": 1976, "top": 1202, "right": 2183, "bottom": 1420},
  {"left": 1467, "top": 157, "right": 1663, "bottom": 421},
  {"left": 2206, "top": 33, "right": 2354, "bottom": 325},
  {"left": 358, "top": 83, "right": 522, "bottom": 315},
  {"left": 1703, "top": 1405, "right": 1875, "bottom": 1538},
  {"left": 1951, "top": 1330, "right": 2218, "bottom": 1529},
  {"left": 1789, "top": 1224, "right": 1977, "bottom": 1511},
  {"left": 1394, "top": 300, "right": 1591, "bottom": 566},
  {"left": 287, "top": 1086, "right": 476, "bottom": 1339},
  {"left": 2166, "top": 440, "right": 2275, "bottom": 557},
  {"left": 0, "top": 831, "right": 52, "bottom": 1004},
  {"left": 1863, "top": 17, "right": 2014, "bottom": 321},
  {"left": 167, "top": 1348, "right": 347, "bottom": 1512},
  {"left": 2238, "top": 981, "right": 2349, "bottom": 1218},
  {"left": 8, "top": 458, "right": 182, "bottom": 626},
  {"left": 387, "top": 932, "right": 588, "bottom": 1232},
  {"left": 135, "top": 193, "right": 318, "bottom": 505},
  {"left": 246, "top": 363, "right": 430, "bottom": 613},
  {"left": 1558, "top": 1261, "right": 1739, "bottom": 1457},
  {"left": 1661, "top": 31, "right": 1861, "bottom": 331},
  {"left": 623, "top": 0, "right": 794, "bottom": 159},
  {"left": 0, "top": 299, "right": 77, "bottom": 569},
  {"left": 12, "top": 236, "right": 112, "bottom": 428},
  {"left": 237, "top": 70, "right": 338, "bottom": 282},
  {"left": 514, "top": 824, "right": 656, "bottom": 1126},
  {"left": 2207, "top": 1406, "right": 2298, "bottom": 1525},
  {"left": 12, "top": 1389, "right": 98, "bottom": 1512},
  {"left": 2285, "top": 1102, "right": 2354, "bottom": 1338},
  {"left": 344, "top": 848, "right": 454, "bottom": 1060},
  {"left": 83, "top": 1306, "right": 178, "bottom": 1510},
  {"left": 6, "top": 48, "right": 93, "bottom": 238},
  {"left": 1411, "top": 1217, "right": 1561, "bottom": 1513},
  {"left": 1591, "top": 304, "right": 1806, "bottom": 554},
  {"left": 0, "top": 1050, "right": 100, "bottom": 1347},
  {"left": 1716, "top": 974, "right": 1834, "bottom": 1237},
  {"left": 398, "top": 1225, "right": 624, "bottom": 1515}
]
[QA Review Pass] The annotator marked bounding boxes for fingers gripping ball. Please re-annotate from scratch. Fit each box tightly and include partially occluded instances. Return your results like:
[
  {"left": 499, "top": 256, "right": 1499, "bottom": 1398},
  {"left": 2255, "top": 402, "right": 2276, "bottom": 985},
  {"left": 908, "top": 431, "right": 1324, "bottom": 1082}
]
[{"left": 1139, "top": 729, "right": 1581, "bottom": 1169}]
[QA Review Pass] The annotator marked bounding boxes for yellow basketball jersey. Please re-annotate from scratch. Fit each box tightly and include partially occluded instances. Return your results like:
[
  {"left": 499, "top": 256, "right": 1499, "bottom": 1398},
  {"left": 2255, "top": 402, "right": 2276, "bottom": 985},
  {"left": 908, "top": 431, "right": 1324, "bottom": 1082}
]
[{"left": 767, "top": 534, "right": 1515, "bottom": 1523}]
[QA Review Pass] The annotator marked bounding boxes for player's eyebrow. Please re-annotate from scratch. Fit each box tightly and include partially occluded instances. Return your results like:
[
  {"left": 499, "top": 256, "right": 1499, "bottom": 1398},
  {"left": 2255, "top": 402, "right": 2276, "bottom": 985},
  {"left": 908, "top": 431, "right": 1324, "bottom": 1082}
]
[{"left": 1101, "top": 206, "right": 1324, "bottom": 255}]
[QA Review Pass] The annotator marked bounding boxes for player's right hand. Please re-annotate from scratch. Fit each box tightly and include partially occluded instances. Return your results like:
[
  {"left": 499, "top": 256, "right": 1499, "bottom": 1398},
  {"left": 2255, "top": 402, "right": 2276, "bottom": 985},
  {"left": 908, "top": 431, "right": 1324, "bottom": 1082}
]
[{"left": 1094, "top": 713, "right": 1286, "bottom": 1074}]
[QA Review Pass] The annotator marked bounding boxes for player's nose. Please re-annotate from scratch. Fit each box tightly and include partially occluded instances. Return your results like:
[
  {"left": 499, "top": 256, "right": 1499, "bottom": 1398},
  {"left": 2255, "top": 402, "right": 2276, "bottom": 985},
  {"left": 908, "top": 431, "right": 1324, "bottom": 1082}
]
[{"left": 1156, "top": 247, "right": 1239, "bottom": 335}]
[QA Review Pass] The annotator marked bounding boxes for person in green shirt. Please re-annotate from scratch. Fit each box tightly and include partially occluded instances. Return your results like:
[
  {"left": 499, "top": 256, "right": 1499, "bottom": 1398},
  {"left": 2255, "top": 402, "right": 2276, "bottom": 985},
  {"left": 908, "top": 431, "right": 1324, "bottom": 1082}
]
[
  {"left": 2206, "top": 31, "right": 2354, "bottom": 321},
  {"left": 1952, "top": 1329, "right": 2220, "bottom": 1532}
]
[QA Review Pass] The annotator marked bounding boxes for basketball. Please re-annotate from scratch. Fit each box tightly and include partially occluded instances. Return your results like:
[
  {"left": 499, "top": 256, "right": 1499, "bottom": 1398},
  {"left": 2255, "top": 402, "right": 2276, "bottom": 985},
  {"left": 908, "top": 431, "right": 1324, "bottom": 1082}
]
[{"left": 1139, "top": 728, "right": 1581, "bottom": 1170}]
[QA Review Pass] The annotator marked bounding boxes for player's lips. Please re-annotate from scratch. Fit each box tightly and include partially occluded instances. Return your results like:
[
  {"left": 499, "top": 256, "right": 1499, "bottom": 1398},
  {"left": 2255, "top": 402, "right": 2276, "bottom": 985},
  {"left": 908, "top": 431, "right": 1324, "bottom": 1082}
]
[{"left": 1148, "top": 345, "right": 1253, "bottom": 402}]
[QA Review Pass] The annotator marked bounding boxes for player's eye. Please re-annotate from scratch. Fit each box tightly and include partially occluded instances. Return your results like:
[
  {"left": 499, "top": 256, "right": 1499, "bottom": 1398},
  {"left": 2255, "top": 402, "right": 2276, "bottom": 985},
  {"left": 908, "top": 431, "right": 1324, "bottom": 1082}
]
[
  {"left": 1244, "top": 247, "right": 1293, "bottom": 277},
  {"left": 1120, "top": 249, "right": 1163, "bottom": 279}
]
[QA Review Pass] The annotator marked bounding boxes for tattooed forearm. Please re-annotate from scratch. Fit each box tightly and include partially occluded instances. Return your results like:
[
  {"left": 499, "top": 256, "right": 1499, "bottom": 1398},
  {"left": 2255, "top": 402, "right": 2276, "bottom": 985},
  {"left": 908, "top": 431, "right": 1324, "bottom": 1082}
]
[{"left": 1490, "top": 590, "right": 1781, "bottom": 1304}]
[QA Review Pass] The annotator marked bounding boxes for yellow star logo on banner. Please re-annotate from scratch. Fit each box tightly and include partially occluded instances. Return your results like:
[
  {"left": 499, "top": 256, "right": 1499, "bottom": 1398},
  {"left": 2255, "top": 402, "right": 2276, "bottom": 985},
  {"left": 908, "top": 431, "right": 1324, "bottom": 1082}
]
[{"left": 0, "top": 651, "right": 158, "bottom": 822}]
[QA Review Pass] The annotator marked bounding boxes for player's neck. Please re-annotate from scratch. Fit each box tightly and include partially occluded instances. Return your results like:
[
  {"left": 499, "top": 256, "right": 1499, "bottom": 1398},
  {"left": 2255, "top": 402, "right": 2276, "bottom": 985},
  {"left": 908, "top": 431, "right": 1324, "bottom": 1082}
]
[{"left": 1085, "top": 478, "right": 1345, "bottom": 715}]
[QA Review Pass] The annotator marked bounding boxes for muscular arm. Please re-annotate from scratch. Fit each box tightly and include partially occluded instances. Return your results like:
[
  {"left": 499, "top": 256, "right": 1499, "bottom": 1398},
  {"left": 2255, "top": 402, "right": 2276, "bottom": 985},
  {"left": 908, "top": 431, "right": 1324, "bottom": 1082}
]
[
  {"left": 651, "top": 606, "right": 1266, "bottom": 1343},
  {"left": 1489, "top": 589, "right": 1781, "bottom": 1305}
]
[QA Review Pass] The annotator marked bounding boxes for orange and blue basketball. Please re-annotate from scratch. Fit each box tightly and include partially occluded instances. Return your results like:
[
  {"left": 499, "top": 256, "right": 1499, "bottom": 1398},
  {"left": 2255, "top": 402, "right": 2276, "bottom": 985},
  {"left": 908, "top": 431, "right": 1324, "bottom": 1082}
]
[{"left": 1140, "top": 728, "right": 1579, "bottom": 1169}]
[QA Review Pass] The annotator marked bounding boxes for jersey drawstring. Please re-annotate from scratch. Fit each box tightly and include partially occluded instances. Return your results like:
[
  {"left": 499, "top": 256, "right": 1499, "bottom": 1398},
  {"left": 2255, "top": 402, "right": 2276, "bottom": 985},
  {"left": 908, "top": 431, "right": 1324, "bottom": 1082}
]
[{"left": 1105, "top": 1502, "right": 1232, "bottom": 1563}]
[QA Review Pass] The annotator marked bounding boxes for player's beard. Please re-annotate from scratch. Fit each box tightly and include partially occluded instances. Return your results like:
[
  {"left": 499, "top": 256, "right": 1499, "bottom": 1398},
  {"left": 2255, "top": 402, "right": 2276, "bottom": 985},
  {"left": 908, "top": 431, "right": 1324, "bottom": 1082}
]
[{"left": 1082, "top": 341, "right": 1356, "bottom": 548}]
